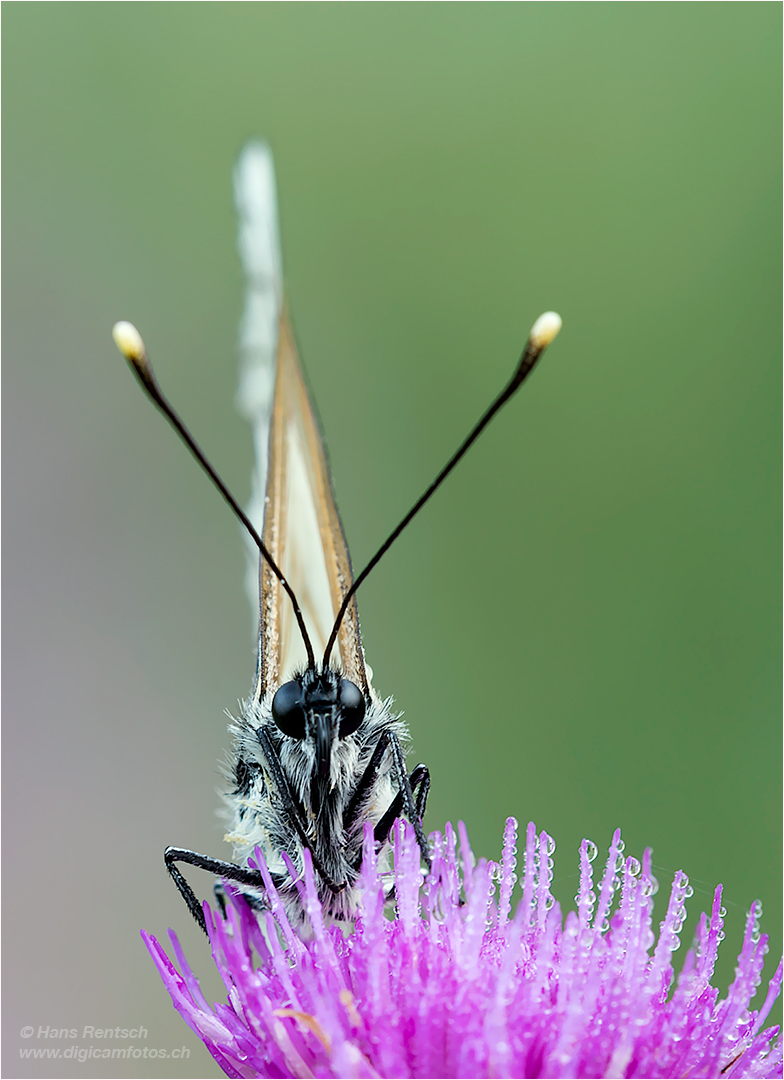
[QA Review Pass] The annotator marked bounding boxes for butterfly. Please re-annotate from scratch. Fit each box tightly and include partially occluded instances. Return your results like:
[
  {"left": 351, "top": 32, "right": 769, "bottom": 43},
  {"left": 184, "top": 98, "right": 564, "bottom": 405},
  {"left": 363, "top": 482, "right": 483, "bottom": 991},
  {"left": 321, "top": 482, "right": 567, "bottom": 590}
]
[{"left": 112, "top": 143, "right": 561, "bottom": 934}]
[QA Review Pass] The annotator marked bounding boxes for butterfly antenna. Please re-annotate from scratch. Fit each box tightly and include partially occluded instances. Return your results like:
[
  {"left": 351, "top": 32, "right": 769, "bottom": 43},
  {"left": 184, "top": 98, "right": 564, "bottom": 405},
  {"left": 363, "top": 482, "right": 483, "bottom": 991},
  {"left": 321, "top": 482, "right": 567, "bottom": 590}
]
[
  {"left": 322, "top": 311, "right": 563, "bottom": 670},
  {"left": 112, "top": 321, "right": 316, "bottom": 669}
]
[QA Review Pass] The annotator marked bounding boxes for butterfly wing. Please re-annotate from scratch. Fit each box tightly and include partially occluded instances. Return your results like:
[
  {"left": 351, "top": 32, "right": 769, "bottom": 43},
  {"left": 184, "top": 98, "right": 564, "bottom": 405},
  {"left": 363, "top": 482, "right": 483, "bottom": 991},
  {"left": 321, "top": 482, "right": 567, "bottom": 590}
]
[
  {"left": 234, "top": 142, "right": 282, "bottom": 614},
  {"left": 234, "top": 143, "right": 369, "bottom": 703}
]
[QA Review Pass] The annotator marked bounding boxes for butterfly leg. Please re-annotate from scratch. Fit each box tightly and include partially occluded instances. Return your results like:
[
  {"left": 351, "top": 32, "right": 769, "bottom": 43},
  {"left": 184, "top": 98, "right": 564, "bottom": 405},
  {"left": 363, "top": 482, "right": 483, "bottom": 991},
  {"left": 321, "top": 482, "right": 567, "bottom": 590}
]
[
  {"left": 372, "top": 763, "right": 430, "bottom": 846},
  {"left": 164, "top": 846, "right": 269, "bottom": 935},
  {"left": 343, "top": 730, "right": 394, "bottom": 832},
  {"left": 256, "top": 726, "right": 348, "bottom": 894},
  {"left": 377, "top": 734, "right": 432, "bottom": 870},
  {"left": 213, "top": 880, "right": 228, "bottom": 919},
  {"left": 411, "top": 762, "right": 431, "bottom": 820}
]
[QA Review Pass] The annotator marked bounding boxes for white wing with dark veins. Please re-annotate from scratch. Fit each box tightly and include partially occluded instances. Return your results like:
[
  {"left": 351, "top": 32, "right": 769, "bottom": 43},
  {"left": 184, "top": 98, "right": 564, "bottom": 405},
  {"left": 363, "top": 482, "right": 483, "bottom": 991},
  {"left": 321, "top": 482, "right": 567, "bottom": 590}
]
[
  {"left": 234, "top": 142, "right": 283, "bottom": 612},
  {"left": 233, "top": 142, "right": 369, "bottom": 700}
]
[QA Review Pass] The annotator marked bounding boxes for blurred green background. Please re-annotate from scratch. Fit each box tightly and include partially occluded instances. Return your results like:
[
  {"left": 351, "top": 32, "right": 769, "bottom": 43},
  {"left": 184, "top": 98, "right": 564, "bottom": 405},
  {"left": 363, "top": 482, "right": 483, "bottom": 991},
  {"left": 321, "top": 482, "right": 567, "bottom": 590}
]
[{"left": 3, "top": 5, "right": 780, "bottom": 1078}]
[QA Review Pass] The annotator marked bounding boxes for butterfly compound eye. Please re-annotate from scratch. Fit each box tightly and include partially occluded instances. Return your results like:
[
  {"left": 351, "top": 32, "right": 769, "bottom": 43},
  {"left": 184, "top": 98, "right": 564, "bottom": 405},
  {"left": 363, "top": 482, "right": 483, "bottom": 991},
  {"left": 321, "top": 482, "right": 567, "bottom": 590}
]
[
  {"left": 271, "top": 681, "right": 306, "bottom": 739},
  {"left": 338, "top": 679, "right": 365, "bottom": 738}
]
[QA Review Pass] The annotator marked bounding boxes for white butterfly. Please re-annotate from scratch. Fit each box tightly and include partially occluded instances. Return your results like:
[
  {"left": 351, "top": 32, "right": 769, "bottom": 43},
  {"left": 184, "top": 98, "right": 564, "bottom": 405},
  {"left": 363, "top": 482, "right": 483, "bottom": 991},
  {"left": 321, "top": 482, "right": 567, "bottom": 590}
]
[{"left": 112, "top": 143, "right": 561, "bottom": 933}]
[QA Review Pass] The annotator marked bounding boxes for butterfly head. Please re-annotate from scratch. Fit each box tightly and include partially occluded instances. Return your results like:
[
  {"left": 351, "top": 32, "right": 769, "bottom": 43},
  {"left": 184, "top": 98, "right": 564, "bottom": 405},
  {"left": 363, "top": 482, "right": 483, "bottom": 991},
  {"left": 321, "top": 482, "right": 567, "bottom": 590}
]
[{"left": 271, "top": 668, "right": 366, "bottom": 813}]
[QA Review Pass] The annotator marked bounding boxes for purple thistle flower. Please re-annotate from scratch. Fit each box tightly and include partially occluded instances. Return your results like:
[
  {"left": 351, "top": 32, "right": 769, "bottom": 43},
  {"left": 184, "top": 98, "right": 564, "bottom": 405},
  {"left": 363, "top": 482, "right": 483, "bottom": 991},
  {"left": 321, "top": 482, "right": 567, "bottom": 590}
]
[{"left": 143, "top": 819, "right": 782, "bottom": 1079}]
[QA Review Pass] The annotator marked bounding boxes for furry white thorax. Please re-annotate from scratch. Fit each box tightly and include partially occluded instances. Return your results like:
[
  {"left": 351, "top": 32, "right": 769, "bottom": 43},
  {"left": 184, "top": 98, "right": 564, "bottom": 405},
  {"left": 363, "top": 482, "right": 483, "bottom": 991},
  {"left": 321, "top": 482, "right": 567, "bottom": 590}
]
[{"left": 221, "top": 681, "right": 408, "bottom": 926}]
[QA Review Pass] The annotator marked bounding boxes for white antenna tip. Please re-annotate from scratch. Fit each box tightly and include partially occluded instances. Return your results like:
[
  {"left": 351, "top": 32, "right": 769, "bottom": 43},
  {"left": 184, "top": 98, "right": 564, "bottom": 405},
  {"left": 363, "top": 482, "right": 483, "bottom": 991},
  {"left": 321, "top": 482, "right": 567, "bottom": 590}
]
[
  {"left": 112, "top": 321, "right": 146, "bottom": 363},
  {"left": 529, "top": 311, "right": 562, "bottom": 351}
]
